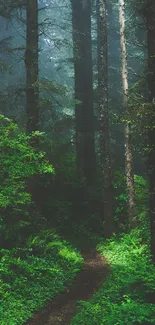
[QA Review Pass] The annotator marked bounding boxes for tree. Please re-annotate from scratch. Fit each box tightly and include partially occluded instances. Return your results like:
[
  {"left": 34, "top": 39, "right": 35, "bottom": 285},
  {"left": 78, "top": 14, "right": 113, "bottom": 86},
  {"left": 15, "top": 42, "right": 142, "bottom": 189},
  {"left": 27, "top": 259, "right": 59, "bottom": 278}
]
[
  {"left": 71, "top": 0, "right": 96, "bottom": 185},
  {"left": 145, "top": 0, "right": 155, "bottom": 263},
  {"left": 25, "top": 0, "right": 39, "bottom": 134},
  {"left": 25, "top": 0, "right": 40, "bottom": 213},
  {"left": 96, "top": 0, "right": 115, "bottom": 237},
  {"left": 119, "top": 0, "right": 136, "bottom": 227}
]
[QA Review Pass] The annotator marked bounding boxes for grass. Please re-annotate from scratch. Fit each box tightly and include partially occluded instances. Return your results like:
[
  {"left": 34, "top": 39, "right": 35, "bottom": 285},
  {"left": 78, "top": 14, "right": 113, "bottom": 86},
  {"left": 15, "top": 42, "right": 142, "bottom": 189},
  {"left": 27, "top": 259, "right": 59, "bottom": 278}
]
[
  {"left": 70, "top": 229, "right": 155, "bottom": 325},
  {"left": 0, "top": 230, "right": 83, "bottom": 325}
]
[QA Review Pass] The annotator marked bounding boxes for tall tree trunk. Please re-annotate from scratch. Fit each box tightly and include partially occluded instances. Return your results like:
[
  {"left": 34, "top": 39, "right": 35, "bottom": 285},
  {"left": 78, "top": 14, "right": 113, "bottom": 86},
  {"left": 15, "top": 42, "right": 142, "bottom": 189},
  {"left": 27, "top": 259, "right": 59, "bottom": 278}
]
[
  {"left": 25, "top": 0, "right": 40, "bottom": 212},
  {"left": 71, "top": 0, "right": 96, "bottom": 185},
  {"left": 146, "top": 0, "right": 155, "bottom": 263},
  {"left": 96, "top": 0, "right": 115, "bottom": 238},
  {"left": 119, "top": 0, "right": 136, "bottom": 227},
  {"left": 25, "top": 0, "right": 39, "bottom": 134}
]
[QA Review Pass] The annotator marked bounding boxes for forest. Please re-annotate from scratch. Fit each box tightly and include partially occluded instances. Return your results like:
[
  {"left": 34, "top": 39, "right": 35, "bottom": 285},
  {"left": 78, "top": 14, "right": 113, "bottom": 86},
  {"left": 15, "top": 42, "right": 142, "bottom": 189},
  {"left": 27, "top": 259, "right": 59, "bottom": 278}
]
[{"left": 0, "top": 0, "right": 155, "bottom": 324}]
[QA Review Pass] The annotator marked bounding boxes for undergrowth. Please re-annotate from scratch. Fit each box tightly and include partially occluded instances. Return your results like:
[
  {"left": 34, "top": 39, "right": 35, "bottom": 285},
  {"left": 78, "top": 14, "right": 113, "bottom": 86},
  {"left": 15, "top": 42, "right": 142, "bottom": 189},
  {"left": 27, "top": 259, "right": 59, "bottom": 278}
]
[
  {"left": 0, "top": 230, "right": 83, "bottom": 325},
  {"left": 70, "top": 228, "right": 155, "bottom": 325}
]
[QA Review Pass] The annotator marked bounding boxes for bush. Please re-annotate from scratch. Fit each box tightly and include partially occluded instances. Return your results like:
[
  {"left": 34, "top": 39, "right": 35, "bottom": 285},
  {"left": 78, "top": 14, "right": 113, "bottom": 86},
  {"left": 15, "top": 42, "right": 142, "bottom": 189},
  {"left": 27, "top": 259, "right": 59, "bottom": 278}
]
[
  {"left": 114, "top": 171, "right": 148, "bottom": 230},
  {"left": 70, "top": 230, "right": 155, "bottom": 325},
  {"left": 0, "top": 230, "right": 83, "bottom": 325},
  {"left": 0, "top": 115, "right": 54, "bottom": 244}
]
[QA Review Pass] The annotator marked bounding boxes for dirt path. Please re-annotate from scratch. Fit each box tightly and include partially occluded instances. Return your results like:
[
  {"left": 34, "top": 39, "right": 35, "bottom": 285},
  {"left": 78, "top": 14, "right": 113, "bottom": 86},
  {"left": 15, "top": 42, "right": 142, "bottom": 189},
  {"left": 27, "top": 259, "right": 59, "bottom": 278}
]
[{"left": 26, "top": 249, "right": 108, "bottom": 325}]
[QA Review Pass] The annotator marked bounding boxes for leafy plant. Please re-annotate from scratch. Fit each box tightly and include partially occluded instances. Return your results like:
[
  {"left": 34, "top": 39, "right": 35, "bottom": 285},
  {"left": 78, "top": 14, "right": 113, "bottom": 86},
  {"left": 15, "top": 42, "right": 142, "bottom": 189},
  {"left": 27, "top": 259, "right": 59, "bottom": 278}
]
[
  {"left": 113, "top": 171, "right": 148, "bottom": 230},
  {"left": 0, "top": 114, "right": 54, "bottom": 244},
  {"left": 0, "top": 230, "right": 83, "bottom": 325},
  {"left": 70, "top": 230, "right": 155, "bottom": 325}
]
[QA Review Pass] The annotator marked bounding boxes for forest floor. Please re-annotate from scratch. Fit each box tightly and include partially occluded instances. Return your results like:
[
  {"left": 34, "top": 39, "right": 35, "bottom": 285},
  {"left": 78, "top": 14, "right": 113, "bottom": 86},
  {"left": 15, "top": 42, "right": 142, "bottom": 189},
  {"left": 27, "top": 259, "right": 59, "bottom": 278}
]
[{"left": 26, "top": 248, "right": 108, "bottom": 325}]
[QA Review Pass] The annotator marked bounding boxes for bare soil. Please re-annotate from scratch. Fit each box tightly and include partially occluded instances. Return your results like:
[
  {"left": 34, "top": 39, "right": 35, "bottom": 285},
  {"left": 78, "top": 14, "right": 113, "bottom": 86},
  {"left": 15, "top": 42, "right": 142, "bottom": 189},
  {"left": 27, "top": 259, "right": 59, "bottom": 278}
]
[{"left": 26, "top": 248, "right": 108, "bottom": 325}]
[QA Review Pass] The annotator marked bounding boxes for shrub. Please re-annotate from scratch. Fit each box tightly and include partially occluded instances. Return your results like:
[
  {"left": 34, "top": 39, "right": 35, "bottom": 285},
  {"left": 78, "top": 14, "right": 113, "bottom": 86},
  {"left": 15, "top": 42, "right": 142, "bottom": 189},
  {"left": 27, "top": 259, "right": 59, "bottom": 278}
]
[
  {"left": 70, "top": 230, "right": 155, "bottom": 325},
  {"left": 0, "top": 114, "right": 54, "bottom": 245},
  {"left": 0, "top": 230, "right": 83, "bottom": 325}
]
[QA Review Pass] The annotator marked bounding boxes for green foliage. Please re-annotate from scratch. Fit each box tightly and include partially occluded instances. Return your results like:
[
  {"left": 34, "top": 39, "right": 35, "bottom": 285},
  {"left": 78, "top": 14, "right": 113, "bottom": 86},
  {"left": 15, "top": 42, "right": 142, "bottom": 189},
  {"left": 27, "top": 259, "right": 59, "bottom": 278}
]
[
  {"left": 114, "top": 171, "right": 128, "bottom": 227},
  {"left": 134, "top": 175, "right": 148, "bottom": 212},
  {"left": 0, "top": 115, "right": 54, "bottom": 242},
  {"left": 38, "top": 78, "right": 67, "bottom": 95},
  {"left": 114, "top": 171, "right": 148, "bottom": 230},
  {"left": 70, "top": 231, "right": 155, "bottom": 325},
  {"left": 0, "top": 230, "right": 83, "bottom": 325}
]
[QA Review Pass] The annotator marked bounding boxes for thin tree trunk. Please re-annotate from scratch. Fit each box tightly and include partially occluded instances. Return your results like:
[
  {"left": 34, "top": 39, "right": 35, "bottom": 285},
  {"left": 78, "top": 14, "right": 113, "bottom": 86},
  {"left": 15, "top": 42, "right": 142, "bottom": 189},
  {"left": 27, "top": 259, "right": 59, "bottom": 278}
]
[
  {"left": 96, "top": 0, "right": 115, "bottom": 238},
  {"left": 71, "top": 0, "right": 96, "bottom": 185},
  {"left": 146, "top": 0, "right": 155, "bottom": 263},
  {"left": 25, "top": 0, "right": 39, "bottom": 134},
  {"left": 119, "top": 0, "right": 136, "bottom": 226}
]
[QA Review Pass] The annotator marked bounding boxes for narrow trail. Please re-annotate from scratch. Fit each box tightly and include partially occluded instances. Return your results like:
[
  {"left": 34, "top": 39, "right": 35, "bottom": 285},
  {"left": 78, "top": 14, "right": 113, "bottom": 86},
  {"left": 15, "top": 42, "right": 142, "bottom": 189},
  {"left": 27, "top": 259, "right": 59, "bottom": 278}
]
[{"left": 26, "top": 249, "right": 108, "bottom": 325}]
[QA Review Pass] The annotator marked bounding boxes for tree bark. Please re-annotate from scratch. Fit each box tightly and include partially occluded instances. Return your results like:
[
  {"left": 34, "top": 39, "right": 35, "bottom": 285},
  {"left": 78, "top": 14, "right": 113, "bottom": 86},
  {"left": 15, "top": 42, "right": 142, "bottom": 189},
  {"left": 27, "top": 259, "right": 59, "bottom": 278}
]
[
  {"left": 119, "top": 0, "right": 136, "bottom": 227},
  {"left": 25, "top": 0, "right": 39, "bottom": 134},
  {"left": 71, "top": 0, "right": 96, "bottom": 185},
  {"left": 96, "top": 0, "right": 115, "bottom": 238},
  {"left": 146, "top": 0, "right": 155, "bottom": 263},
  {"left": 25, "top": 0, "right": 40, "bottom": 213}
]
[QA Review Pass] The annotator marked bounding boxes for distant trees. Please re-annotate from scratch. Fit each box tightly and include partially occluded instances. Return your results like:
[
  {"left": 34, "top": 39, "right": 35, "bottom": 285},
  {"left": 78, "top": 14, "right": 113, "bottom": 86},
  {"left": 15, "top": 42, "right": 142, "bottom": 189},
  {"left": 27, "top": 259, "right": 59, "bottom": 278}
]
[
  {"left": 71, "top": 0, "right": 96, "bottom": 185},
  {"left": 0, "top": 0, "right": 25, "bottom": 18},
  {"left": 25, "top": 0, "right": 39, "bottom": 134},
  {"left": 96, "top": 0, "right": 115, "bottom": 237},
  {"left": 119, "top": 0, "right": 136, "bottom": 227}
]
